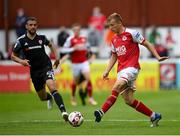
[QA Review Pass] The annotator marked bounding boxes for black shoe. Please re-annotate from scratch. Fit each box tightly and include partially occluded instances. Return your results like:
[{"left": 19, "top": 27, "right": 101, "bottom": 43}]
[
  {"left": 79, "top": 89, "right": 86, "bottom": 106},
  {"left": 94, "top": 110, "right": 103, "bottom": 122}
]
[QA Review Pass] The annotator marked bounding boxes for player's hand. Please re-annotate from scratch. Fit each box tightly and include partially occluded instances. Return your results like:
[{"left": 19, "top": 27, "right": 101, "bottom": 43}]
[
  {"left": 53, "top": 59, "right": 60, "bottom": 69},
  {"left": 103, "top": 71, "right": 109, "bottom": 80},
  {"left": 20, "top": 59, "right": 30, "bottom": 67},
  {"left": 158, "top": 56, "right": 169, "bottom": 62}
]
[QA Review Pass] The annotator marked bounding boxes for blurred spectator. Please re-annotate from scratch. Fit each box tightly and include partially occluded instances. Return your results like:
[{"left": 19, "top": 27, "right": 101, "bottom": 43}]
[
  {"left": 148, "top": 26, "right": 161, "bottom": 45},
  {"left": 0, "top": 50, "right": 5, "bottom": 60},
  {"left": 87, "top": 26, "right": 99, "bottom": 47},
  {"left": 105, "top": 29, "right": 115, "bottom": 45},
  {"left": 88, "top": 6, "right": 106, "bottom": 47},
  {"left": 165, "top": 28, "right": 176, "bottom": 57},
  {"left": 7, "top": 43, "right": 25, "bottom": 60},
  {"left": 148, "top": 26, "right": 167, "bottom": 57},
  {"left": 57, "top": 27, "right": 70, "bottom": 58},
  {"left": 49, "top": 38, "right": 58, "bottom": 60},
  {"left": 57, "top": 26, "right": 69, "bottom": 47},
  {"left": 15, "top": 8, "right": 27, "bottom": 37}
]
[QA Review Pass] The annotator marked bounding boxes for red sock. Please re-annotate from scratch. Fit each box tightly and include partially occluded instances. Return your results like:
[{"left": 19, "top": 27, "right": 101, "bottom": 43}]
[
  {"left": 87, "top": 81, "right": 92, "bottom": 97},
  {"left": 130, "top": 99, "right": 153, "bottom": 117},
  {"left": 101, "top": 90, "right": 119, "bottom": 113},
  {"left": 71, "top": 82, "right": 76, "bottom": 97}
]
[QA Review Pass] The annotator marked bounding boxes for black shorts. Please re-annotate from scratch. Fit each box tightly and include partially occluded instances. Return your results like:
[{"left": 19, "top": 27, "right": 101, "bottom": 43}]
[{"left": 30, "top": 67, "right": 55, "bottom": 92}]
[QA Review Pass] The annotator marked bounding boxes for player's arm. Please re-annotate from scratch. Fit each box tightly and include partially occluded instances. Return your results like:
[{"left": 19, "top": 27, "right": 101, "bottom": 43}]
[
  {"left": 11, "top": 52, "right": 30, "bottom": 67},
  {"left": 46, "top": 38, "right": 60, "bottom": 68},
  {"left": 60, "top": 54, "right": 70, "bottom": 64},
  {"left": 11, "top": 41, "right": 30, "bottom": 67},
  {"left": 132, "top": 30, "right": 168, "bottom": 62},
  {"left": 48, "top": 43, "right": 60, "bottom": 69},
  {"left": 103, "top": 53, "right": 117, "bottom": 80},
  {"left": 48, "top": 41, "right": 59, "bottom": 60},
  {"left": 142, "top": 40, "right": 169, "bottom": 61}
]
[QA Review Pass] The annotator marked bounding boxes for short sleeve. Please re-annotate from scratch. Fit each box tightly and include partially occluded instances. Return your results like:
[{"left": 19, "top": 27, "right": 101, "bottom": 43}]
[
  {"left": 132, "top": 30, "right": 145, "bottom": 44},
  {"left": 43, "top": 36, "right": 50, "bottom": 46},
  {"left": 13, "top": 40, "right": 22, "bottom": 53}
]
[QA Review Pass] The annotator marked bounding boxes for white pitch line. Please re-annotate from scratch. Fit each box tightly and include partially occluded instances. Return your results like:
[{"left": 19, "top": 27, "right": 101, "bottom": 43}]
[{"left": 0, "top": 119, "right": 180, "bottom": 124}]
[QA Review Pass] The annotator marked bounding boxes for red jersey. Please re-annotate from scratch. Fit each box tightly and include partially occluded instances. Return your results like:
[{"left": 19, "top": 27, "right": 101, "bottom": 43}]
[
  {"left": 111, "top": 28, "right": 145, "bottom": 72},
  {"left": 64, "top": 36, "right": 88, "bottom": 63},
  {"left": 88, "top": 15, "right": 106, "bottom": 32}
]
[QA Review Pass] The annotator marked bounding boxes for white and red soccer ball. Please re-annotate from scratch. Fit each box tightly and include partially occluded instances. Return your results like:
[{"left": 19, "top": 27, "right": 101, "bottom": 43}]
[{"left": 68, "top": 111, "right": 84, "bottom": 127}]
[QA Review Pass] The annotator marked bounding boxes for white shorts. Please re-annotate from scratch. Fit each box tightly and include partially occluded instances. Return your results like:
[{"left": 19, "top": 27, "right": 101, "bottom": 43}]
[
  {"left": 117, "top": 67, "right": 139, "bottom": 90},
  {"left": 72, "top": 61, "right": 90, "bottom": 77}
]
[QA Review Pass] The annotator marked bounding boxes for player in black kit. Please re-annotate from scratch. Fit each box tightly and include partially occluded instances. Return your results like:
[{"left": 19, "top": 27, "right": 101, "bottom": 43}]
[{"left": 11, "top": 17, "right": 69, "bottom": 121}]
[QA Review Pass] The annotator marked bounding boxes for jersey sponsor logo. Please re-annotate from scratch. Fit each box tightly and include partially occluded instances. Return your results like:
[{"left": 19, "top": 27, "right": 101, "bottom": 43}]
[
  {"left": 24, "top": 42, "right": 28, "bottom": 46},
  {"left": 122, "top": 36, "right": 127, "bottom": 41},
  {"left": 116, "top": 45, "right": 126, "bottom": 56},
  {"left": 39, "top": 40, "right": 42, "bottom": 44},
  {"left": 28, "top": 46, "right": 42, "bottom": 50},
  {"left": 76, "top": 43, "right": 86, "bottom": 50}
]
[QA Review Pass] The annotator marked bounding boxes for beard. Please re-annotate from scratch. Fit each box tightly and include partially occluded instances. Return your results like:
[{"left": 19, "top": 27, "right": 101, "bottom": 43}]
[{"left": 28, "top": 29, "right": 36, "bottom": 36}]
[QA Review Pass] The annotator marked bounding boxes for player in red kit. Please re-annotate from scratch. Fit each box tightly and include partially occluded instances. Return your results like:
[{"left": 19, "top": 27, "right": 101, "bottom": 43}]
[
  {"left": 94, "top": 13, "right": 168, "bottom": 127},
  {"left": 60, "top": 23, "right": 97, "bottom": 106}
]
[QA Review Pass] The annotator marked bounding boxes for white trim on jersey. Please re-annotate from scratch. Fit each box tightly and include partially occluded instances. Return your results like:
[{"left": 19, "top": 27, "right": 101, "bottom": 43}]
[
  {"left": 17, "top": 34, "right": 26, "bottom": 41},
  {"left": 126, "top": 28, "right": 145, "bottom": 44}
]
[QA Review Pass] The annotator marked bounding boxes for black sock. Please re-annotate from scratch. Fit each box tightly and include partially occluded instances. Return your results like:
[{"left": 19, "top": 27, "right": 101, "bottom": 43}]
[
  {"left": 46, "top": 93, "right": 52, "bottom": 100},
  {"left": 79, "top": 88, "right": 86, "bottom": 105},
  {"left": 51, "top": 90, "right": 66, "bottom": 113}
]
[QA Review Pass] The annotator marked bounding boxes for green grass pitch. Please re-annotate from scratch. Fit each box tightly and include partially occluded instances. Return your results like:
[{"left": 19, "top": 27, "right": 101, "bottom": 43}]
[{"left": 0, "top": 90, "right": 180, "bottom": 135}]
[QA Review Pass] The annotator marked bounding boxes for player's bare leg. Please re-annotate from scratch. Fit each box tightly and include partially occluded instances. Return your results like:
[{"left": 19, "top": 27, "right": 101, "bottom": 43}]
[
  {"left": 36, "top": 85, "right": 53, "bottom": 110},
  {"left": 46, "top": 79, "right": 68, "bottom": 121},
  {"left": 71, "top": 76, "right": 81, "bottom": 106},
  {"left": 70, "top": 81, "right": 77, "bottom": 106},
  {"left": 122, "top": 89, "right": 162, "bottom": 127},
  {"left": 94, "top": 80, "right": 127, "bottom": 122}
]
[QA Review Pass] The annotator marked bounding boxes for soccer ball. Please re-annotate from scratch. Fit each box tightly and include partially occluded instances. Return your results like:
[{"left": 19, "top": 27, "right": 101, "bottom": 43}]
[{"left": 68, "top": 111, "right": 84, "bottom": 127}]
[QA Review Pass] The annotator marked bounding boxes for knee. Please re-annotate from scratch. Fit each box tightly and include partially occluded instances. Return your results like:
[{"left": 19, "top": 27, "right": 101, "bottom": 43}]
[
  {"left": 49, "top": 86, "right": 56, "bottom": 92},
  {"left": 48, "top": 84, "right": 56, "bottom": 91},
  {"left": 39, "top": 96, "right": 47, "bottom": 101},
  {"left": 124, "top": 97, "right": 134, "bottom": 106}
]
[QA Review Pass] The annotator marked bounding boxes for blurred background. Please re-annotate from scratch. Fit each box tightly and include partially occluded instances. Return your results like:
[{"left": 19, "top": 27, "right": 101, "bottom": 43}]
[{"left": 0, "top": 0, "right": 180, "bottom": 92}]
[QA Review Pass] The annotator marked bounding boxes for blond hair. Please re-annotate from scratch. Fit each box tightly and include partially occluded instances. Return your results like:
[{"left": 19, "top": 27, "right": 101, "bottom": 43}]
[{"left": 107, "top": 13, "right": 123, "bottom": 26}]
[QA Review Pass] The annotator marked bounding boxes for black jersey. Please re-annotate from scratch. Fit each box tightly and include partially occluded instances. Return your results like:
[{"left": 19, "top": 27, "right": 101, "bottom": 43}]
[{"left": 13, "top": 34, "right": 52, "bottom": 71}]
